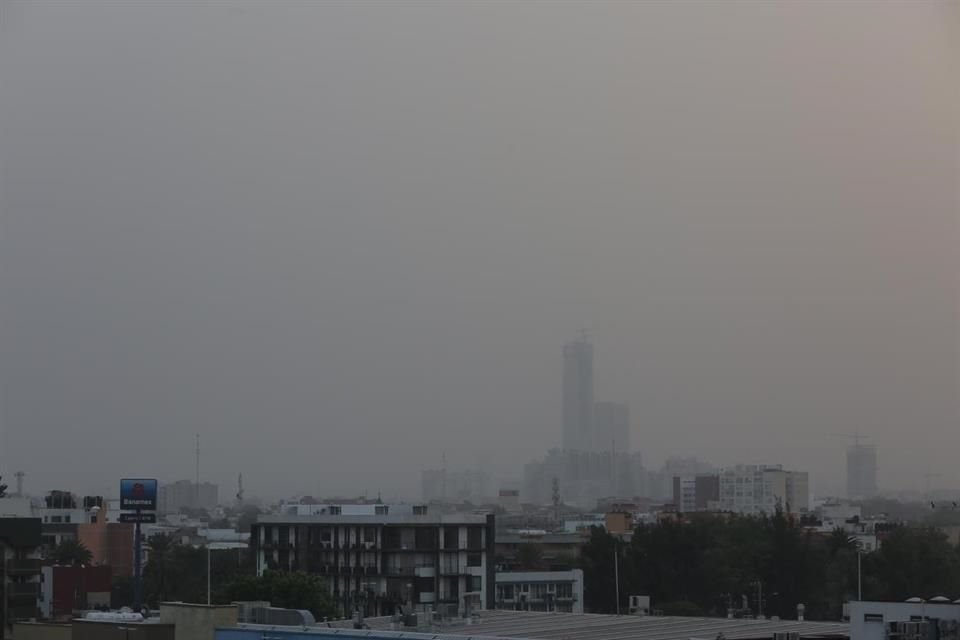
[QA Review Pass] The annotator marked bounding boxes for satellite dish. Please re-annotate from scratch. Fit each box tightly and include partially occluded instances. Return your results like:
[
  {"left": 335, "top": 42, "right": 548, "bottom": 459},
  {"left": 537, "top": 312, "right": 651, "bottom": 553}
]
[
  {"left": 929, "top": 596, "right": 950, "bottom": 603},
  {"left": 906, "top": 597, "right": 924, "bottom": 603}
]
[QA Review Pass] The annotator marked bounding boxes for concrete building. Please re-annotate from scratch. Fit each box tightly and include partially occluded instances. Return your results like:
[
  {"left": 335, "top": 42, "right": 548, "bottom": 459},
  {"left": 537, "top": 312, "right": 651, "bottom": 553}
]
[
  {"left": 39, "top": 565, "right": 112, "bottom": 618},
  {"left": 76, "top": 508, "right": 134, "bottom": 578},
  {"left": 719, "top": 465, "right": 809, "bottom": 515},
  {"left": 251, "top": 505, "right": 495, "bottom": 617},
  {"left": 523, "top": 449, "right": 646, "bottom": 508},
  {"left": 593, "top": 402, "right": 630, "bottom": 455},
  {"left": 847, "top": 444, "right": 878, "bottom": 500},
  {"left": 495, "top": 570, "right": 584, "bottom": 613},
  {"left": 159, "top": 480, "right": 219, "bottom": 514},
  {"left": 495, "top": 532, "right": 583, "bottom": 572},
  {"left": 849, "top": 600, "right": 960, "bottom": 640},
  {"left": 672, "top": 474, "right": 720, "bottom": 513},
  {"left": 562, "top": 335, "right": 594, "bottom": 452},
  {"left": 421, "top": 469, "right": 491, "bottom": 504},
  {"left": 0, "top": 517, "right": 42, "bottom": 632}
]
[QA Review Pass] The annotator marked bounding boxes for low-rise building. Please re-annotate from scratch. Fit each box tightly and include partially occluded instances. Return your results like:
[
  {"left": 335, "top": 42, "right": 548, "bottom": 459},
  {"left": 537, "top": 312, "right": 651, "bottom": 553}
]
[
  {"left": 849, "top": 600, "right": 960, "bottom": 640},
  {"left": 251, "top": 504, "right": 495, "bottom": 617},
  {"left": 39, "top": 565, "right": 112, "bottom": 619},
  {"left": 495, "top": 570, "right": 583, "bottom": 613}
]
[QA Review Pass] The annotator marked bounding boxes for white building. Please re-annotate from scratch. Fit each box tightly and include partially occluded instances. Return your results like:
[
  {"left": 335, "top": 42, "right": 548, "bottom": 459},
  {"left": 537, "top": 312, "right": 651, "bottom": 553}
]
[
  {"left": 719, "top": 465, "right": 809, "bottom": 515},
  {"left": 495, "top": 569, "right": 584, "bottom": 614},
  {"left": 849, "top": 600, "right": 960, "bottom": 640}
]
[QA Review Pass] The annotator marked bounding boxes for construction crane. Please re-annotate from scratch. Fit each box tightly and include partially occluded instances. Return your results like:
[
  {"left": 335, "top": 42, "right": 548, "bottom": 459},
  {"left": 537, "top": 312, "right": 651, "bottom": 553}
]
[{"left": 829, "top": 432, "right": 871, "bottom": 448}]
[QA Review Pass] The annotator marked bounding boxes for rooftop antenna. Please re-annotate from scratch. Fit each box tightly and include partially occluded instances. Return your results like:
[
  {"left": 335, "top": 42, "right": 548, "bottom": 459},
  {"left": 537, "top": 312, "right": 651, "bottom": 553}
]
[
  {"left": 15, "top": 471, "right": 24, "bottom": 497},
  {"left": 236, "top": 473, "right": 244, "bottom": 504}
]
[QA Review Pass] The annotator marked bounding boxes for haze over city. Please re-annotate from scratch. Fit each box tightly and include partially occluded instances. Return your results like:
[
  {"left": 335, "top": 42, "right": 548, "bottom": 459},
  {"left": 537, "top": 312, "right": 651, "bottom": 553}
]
[{"left": 1, "top": 1, "right": 957, "bottom": 501}]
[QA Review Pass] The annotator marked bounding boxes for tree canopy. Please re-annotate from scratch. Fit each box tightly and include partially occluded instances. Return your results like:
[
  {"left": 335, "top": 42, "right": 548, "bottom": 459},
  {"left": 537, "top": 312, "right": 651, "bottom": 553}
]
[{"left": 580, "top": 511, "right": 960, "bottom": 620}]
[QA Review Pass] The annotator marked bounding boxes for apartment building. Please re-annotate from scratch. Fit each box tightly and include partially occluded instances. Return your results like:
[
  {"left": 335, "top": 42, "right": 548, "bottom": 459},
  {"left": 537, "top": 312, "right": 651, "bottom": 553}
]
[
  {"left": 719, "top": 465, "right": 809, "bottom": 515},
  {"left": 0, "top": 517, "right": 42, "bottom": 631},
  {"left": 251, "top": 504, "right": 494, "bottom": 617}
]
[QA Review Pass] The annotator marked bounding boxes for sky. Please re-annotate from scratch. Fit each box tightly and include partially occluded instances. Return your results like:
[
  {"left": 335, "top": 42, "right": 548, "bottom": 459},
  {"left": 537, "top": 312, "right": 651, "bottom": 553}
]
[{"left": 1, "top": 1, "right": 957, "bottom": 501}]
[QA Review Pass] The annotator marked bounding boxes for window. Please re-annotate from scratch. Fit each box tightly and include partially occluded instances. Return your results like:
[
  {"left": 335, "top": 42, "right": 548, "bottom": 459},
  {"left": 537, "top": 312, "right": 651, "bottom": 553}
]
[
  {"left": 413, "top": 505, "right": 428, "bottom": 515},
  {"left": 469, "top": 576, "right": 483, "bottom": 592},
  {"left": 51, "top": 516, "right": 62, "bottom": 523},
  {"left": 864, "top": 614, "right": 884, "bottom": 622},
  {"left": 467, "top": 553, "right": 482, "bottom": 567},
  {"left": 375, "top": 505, "right": 389, "bottom": 516},
  {"left": 556, "top": 583, "right": 573, "bottom": 598},
  {"left": 500, "top": 585, "right": 514, "bottom": 599},
  {"left": 363, "top": 528, "right": 376, "bottom": 543},
  {"left": 467, "top": 527, "right": 483, "bottom": 549},
  {"left": 328, "top": 506, "right": 341, "bottom": 515}
]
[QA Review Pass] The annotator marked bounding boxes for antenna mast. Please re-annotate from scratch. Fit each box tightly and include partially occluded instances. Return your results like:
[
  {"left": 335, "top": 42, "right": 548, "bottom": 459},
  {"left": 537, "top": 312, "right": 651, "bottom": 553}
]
[{"left": 195, "top": 433, "right": 201, "bottom": 507}]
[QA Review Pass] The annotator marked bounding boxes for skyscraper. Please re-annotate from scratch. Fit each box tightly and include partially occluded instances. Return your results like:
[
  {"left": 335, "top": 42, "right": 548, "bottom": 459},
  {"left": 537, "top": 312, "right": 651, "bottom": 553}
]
[
  {"left": 562, "top": 334, "right": 593, "bottom": 451},
  {"left": 593, "top": 401, "right": 630, "bottom": 454},
  {"left": 846, "top": 444, "right": 878, "bottom": 499}
]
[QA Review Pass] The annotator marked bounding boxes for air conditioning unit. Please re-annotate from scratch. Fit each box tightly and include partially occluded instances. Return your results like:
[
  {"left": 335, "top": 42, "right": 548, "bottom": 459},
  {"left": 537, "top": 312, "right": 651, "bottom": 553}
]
[{"left": 628, "top": 595, "right": 651, "bottom": 616}]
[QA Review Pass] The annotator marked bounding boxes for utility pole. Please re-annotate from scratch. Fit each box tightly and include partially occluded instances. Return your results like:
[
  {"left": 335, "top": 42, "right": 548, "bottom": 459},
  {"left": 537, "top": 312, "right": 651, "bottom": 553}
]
[
  {"left": 195, "top": 433, "right": 201, "bottom": 508},
  {"left": 857, "top": 548, "right": 862, "bottom": 601},
  {"left": 613, "top": 541, "right": 620, "bottom": 615}
]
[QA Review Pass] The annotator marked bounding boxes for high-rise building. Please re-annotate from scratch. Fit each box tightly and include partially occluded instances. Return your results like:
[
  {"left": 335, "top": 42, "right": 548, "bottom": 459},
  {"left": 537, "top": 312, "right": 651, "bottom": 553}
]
[
  {"left": 593, "top": 402, "right": 630, "bottom": 454},
  {"left": 846, "top": 444, "right": 878, "bottom": 499},
  {"left": 562, "top": 335, "right": 593, "bottom": 452},
  {"left": 158, "top": 480, "right": 219, "bottom": 514}
]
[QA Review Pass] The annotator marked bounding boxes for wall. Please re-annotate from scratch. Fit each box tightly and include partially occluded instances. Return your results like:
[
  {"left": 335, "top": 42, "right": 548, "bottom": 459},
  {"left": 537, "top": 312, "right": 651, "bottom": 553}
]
[
  {"left": 72, "top": 620, "right": 175, "bottom": 640},
  {"left": 77, "top": 511, "right": 134, "bottom": 578},
  {"left": 12, "top": 622, "right": 72, "bottom": 640},
  {"left": 159, "top": 603, "right": 238, "bottom": 640}
]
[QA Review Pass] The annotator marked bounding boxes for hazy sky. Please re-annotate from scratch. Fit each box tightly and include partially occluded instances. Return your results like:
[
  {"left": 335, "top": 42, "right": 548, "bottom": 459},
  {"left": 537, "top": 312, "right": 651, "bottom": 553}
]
[{"left": 1, "top": 1, "right": 957, "bottom": 500}]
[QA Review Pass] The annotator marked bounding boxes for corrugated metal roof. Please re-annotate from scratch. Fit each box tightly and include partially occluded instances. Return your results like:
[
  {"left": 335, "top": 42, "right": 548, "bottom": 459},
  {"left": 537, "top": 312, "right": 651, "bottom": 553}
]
[{"left": 329, "top": 610, "right": 849, "bottom": 640}]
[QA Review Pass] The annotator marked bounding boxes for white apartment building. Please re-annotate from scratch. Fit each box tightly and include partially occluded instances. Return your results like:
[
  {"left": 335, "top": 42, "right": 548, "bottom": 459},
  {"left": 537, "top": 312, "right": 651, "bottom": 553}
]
[
  {"left": 495, "top": 569, "right": 584, "bottom": 614},
  {"left": 719, "top": 465, "right": 809, "bottom": 515}
]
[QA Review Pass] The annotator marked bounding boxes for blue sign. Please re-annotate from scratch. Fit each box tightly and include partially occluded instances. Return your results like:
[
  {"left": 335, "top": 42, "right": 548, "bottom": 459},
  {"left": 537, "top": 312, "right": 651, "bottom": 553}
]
[{"left": 120, "top": 478, "right": 158, "bottom": 511}]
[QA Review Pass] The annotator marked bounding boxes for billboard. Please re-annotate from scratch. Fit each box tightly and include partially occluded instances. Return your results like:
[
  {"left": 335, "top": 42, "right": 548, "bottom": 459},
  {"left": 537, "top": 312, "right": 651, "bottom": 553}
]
[
  {"left": 119, "top": 512, "right": 157, "bottom": 524},
  {"left": 120, "top": 478, "right": 158, "bottom": 511}
]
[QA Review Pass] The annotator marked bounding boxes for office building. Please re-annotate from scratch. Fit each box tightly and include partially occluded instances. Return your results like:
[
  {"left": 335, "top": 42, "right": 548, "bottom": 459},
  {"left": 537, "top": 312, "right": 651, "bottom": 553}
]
[
  {"left": 421, "top": 468, "right": 491, "bottom": 504},
  {"left": 251, "top": 504, "right": 495, "bottom": 617},
  {"left": 159, "top": 480, "right": 219, "bottom": 514},
  {"left": 562, "top": 335, "right": 594, "bottom": 452},
  {"left": 593, "top": 402, "right": 630, "bottom": 454},
  {"left": 718, "top": 465, "right": 809, "bottom": 515},
  {"left": 523, "top": 449, "right": 646, "bottom": 508},
  {"left": 846, "top": 444, "right": 878, "bottom": 500},
  {"left": 672, "top": 474, "right": 720, "bottom": 513}
]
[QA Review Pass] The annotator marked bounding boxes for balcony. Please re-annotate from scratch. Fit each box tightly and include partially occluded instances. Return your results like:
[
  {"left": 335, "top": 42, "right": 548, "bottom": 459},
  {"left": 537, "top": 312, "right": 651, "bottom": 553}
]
[
  {"left": 383, "top": 566, "right": 416, "bottom": 577},
  {"left": 5, "top": 559, "right": 41, "bottom": 575},
  {"left": 6, "top": 583, "right": 40, "bottom": 606}
]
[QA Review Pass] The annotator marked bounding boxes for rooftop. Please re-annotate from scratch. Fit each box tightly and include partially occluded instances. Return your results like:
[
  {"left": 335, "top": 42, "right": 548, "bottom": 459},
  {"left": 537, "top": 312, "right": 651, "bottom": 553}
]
[
  {"left": 256, "top": 513, "right": 491, "bottom": 525},
  {"left": 326, "top": 610, "right": 850, "bottom": 640}
]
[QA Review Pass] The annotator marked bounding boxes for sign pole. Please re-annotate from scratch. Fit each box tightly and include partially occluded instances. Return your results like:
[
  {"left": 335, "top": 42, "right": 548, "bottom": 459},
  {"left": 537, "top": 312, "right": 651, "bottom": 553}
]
[{"left": 133, "top": 508, "right": 143, "bottom": 611}]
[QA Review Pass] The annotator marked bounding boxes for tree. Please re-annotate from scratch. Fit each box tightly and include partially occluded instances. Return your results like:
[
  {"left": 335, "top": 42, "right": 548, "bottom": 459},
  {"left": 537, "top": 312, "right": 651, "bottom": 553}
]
[
  {"left": 147, "top": 534, "right": 175, "bottom": 602},
  {"left": 219, "top": 571, "right": 338, "bottom": 619},
  {"left": 579, "top": 527, "right": 621, "bottom": 613},
  {"left": 51, "top": 539, "right": 93, "bottom": 565},
  {"left": 0, "top": 476, "right": 7, "bottom": 497}
]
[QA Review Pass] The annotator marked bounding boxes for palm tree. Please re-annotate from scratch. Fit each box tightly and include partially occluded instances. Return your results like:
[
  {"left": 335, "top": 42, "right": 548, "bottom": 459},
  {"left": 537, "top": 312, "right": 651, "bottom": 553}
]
[{"left": 51, "top": 539, "right": 93, "bottom": 565}]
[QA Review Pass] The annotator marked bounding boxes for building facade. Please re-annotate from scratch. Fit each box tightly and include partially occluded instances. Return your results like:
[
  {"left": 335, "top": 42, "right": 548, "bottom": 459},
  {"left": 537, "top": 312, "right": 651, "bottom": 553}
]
[
  {"left": 562, "top": 335, "right": 594, "bottom": 452},
  {"left": 494, "top": 570, "right": 583, "bottom": 613},
  {"left": 592, "top": 402, "right": 630, "bottom": 454},
  {"left": 159, "top": 480, "right": 219, "bottom": 514},
  {"left": 718, "top": 465, "right": 809, "bottom": 515},
  {"left": 0, "top": 518, "right": 42, "bottom": 631},
  {"left": 847, "top": 444, "right": 878, "bottom": 500},
  {"left": 251, "top": 505, "right": 495, "bottom": 617},
  {"left": 672, "top": 475, "right": 720, "bottom": 513}
]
